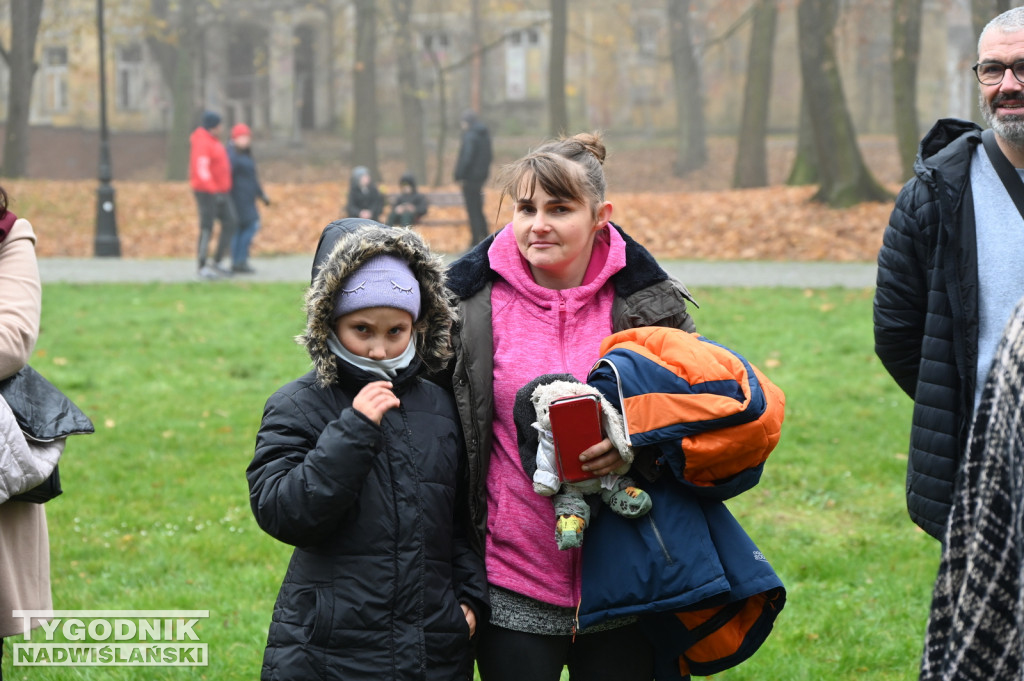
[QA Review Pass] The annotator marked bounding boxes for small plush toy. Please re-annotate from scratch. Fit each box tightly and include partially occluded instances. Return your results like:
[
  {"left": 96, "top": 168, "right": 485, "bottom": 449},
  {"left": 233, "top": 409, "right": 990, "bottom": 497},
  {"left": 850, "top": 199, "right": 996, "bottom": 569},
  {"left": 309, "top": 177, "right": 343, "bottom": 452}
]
[{"left": 514, "top": 374, "right": 652, "bottom": 550}]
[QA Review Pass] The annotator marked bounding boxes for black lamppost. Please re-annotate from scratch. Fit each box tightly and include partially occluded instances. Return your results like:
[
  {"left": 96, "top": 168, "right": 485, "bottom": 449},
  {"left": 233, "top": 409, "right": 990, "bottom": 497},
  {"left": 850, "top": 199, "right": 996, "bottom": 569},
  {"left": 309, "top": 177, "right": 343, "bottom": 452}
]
[{"left": 94, "top": 0, "right": 120, "bottom": 257}]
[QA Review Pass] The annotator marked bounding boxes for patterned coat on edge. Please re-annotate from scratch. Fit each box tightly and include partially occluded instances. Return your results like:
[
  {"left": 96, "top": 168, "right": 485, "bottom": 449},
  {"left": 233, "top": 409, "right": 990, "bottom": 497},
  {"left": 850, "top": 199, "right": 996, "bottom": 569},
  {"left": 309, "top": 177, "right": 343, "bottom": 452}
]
[{"left": 919, "top": 297, "right": 1024, "bottom": 681}]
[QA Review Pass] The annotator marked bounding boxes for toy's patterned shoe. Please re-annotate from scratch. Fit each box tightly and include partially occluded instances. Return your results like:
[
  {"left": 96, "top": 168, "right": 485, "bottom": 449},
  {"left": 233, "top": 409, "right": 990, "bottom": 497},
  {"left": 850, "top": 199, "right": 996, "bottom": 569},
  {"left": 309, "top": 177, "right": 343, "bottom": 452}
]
[
  {"left": 604, "top": 484, "right": 653, "bottom": 518},
  {"left": 555, "top": 514, "right": 587, "bottom": 550}
]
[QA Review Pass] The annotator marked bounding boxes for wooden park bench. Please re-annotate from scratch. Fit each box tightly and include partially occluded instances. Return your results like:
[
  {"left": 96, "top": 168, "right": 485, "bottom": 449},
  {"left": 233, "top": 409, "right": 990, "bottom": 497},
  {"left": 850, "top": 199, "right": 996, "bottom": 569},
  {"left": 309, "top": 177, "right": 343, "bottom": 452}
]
[
  {"left": 417, "top": 191, "right": 467, "bottom": 228},
  {"left": 404, "top": 190, "right": 471, "bottom": 252}
]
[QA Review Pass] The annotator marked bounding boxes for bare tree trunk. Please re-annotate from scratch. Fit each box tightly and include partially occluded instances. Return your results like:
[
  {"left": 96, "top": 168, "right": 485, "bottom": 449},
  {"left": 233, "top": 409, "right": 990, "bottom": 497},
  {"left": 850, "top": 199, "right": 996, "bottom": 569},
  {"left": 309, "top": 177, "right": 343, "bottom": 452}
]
[
  {"left": 352, "top": 0, "right": 379, "bottom": 180},
  {"left": 786, "top": 94, "right": 818, "bottom": 185},
  {"left": 796, "top": 0, "right": 891, "bottom": 207},
  {"left": 972, "top": 0, "right": 1009, "bottom": 38},
  {"left": 146, "top": 0, "right": 177, "bottom": 86},
  {"left": 548, "top": 0, "right": 568, "bottom": 136},
  {"left": 427, "top": 48, "right": 448, "bottom": 187},
  {"left": 733, "top": 0, "right": 777, "bottom": 189},
  {"left": 470, "top": 0, "right": 482, "bottom": 113},
  {"left": 668, "top": 0, "right": 707, "bottom": 176},
  {"left": 145, "top": 0, "right": 201, "bottom": 180},
  {"left": 2, "top": 0, "right": 44, "bottom": 178},
  {"left": 892, "top": 0, "right": 924, "bottom": 181},
  {"left": 392, "top": 0, "right": 426, "bottom": 182},
  {"left": 165, "top": 0, "right": 198, "bottom": 181},
  {"left": 323, "top": 1, "right": 337, "bottom": 130}
]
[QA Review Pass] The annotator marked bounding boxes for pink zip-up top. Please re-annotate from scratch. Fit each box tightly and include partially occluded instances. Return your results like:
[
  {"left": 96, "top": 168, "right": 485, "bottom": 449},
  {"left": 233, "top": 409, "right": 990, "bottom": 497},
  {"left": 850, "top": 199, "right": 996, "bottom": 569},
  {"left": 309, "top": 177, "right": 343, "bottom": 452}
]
[{"left": 485, "top": 223, "right": 627, "bottom": 607}]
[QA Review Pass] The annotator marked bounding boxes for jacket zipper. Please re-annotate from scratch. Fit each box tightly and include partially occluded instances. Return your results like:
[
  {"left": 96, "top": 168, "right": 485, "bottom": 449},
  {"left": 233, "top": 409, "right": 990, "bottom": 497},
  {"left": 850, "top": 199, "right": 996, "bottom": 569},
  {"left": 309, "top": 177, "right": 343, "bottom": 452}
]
[
  {"left": 647, "top": 515, "right": 674, "bottom": 565},
  {"left": 558, "top": 293, "right": 568, "bottom": 371},
  {"left": 572, "top": 547, "right": 581, "bottom": 639}
]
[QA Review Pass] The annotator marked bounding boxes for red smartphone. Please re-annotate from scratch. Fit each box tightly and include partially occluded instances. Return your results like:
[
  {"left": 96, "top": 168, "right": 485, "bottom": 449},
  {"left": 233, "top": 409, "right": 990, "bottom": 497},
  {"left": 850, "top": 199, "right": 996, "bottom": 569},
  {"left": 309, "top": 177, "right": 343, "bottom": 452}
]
[{"left": 548, "top": 394, "right": 604, "bottom": 483}]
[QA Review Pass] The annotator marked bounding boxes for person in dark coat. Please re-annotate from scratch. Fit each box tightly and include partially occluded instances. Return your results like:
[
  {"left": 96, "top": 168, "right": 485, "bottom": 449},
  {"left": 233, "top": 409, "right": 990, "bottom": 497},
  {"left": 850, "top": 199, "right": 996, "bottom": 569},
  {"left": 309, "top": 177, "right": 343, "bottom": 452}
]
[
  {"left": 247, "top": 218, "right": 489, "bottom": 681},
  {"left": 387, "top": 172, "right": 429, "bottom": 227},
  {"left": 874, "top": 7, "right": 1024, "bottom": 541},
  {"left": 227, "top": 123, "right": 270, "bottom": 274},
  {"left": 453, "top": 110, "right": 493, "bottom": 245},
  {"left": 345, "top": 166, "right": 385, "bottom": 221}
]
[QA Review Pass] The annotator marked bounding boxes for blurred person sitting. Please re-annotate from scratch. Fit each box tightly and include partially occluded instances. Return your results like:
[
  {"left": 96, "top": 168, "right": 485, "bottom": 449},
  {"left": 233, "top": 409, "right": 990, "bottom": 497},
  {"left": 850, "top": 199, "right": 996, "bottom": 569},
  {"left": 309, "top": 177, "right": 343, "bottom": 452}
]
[
  {"left": 345, "top": 166, "right": 385, "bottom": 222},
  {"left": 386, "top": 172, "right": 428, "bottom": 227}
]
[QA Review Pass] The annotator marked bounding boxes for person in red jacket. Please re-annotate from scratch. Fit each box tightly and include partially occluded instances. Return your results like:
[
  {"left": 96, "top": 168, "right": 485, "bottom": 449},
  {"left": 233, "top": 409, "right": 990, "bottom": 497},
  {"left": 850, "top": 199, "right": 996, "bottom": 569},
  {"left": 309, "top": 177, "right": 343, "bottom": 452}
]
[{"left": 189, "top": 110, "right": 236, "bottom": 279}]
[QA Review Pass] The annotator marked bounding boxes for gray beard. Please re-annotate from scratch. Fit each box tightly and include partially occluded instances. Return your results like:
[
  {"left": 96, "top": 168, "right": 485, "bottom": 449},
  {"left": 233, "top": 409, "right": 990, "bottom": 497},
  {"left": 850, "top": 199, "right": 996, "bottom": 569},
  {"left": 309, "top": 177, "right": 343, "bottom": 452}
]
[{"left": 980, "top": 91, "right": 1024, "bottom": 146}]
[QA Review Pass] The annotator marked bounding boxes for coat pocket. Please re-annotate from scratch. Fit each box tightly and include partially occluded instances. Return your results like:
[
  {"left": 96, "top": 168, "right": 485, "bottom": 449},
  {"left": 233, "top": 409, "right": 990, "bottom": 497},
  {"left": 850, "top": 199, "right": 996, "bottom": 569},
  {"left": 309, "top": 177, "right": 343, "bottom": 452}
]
[{"left": 272, "top": 582, "right": 332, "bottom": 648}]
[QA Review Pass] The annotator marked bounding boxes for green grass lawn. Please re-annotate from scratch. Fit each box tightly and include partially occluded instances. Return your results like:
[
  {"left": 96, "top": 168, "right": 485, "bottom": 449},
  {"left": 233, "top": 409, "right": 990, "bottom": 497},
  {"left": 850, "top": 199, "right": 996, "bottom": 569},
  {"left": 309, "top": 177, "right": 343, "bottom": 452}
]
[{"left": 0, "top": 282, "right": 937, "bottom": 680}]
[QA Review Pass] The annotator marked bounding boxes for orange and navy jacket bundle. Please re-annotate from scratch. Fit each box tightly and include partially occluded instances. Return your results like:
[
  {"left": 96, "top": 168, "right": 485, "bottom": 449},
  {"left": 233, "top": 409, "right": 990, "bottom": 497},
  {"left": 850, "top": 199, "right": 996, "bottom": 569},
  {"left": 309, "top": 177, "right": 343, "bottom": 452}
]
[{"left": 580, "top": 327, "right": 786, "bottom": 680}]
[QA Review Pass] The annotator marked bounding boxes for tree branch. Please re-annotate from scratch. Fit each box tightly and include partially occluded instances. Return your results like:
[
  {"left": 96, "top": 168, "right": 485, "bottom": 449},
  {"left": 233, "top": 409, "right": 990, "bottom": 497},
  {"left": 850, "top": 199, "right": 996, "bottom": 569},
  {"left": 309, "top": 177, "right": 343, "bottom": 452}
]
[{"left": 437, "top": 18, "right": 548, "bottom": 74}]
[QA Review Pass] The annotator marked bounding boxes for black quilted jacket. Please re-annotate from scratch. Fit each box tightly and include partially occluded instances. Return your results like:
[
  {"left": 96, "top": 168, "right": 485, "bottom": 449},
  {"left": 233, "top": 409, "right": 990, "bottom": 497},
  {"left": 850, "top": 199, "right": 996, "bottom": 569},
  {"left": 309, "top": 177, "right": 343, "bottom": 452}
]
[
  {"left": 873, "top": 118, "right": 982, "bottom": 541},
  {"left": 247, "top": 220, "right": 489, "bottom": 680}
]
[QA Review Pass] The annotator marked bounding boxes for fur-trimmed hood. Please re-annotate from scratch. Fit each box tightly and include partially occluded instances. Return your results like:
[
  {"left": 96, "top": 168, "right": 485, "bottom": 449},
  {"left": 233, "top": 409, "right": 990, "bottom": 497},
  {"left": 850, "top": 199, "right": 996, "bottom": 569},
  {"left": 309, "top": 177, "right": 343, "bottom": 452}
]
[{"left": 299, "top": 219, "right": 456, "bottom": 388}]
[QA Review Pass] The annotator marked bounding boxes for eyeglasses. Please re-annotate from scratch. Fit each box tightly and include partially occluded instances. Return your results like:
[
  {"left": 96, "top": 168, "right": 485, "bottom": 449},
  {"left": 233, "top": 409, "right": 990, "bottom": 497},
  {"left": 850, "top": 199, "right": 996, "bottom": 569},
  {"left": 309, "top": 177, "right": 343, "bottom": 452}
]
[{"left": 973, "top": 60, "right": 1024, "bottom": 85}]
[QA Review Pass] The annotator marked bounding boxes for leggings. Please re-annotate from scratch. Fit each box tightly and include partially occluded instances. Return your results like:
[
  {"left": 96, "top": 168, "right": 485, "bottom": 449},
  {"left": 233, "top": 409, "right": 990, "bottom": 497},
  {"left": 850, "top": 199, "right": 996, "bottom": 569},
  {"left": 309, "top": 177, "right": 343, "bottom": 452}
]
[{"left": 476, "top": 622, "right": 654, "bottom": 681}]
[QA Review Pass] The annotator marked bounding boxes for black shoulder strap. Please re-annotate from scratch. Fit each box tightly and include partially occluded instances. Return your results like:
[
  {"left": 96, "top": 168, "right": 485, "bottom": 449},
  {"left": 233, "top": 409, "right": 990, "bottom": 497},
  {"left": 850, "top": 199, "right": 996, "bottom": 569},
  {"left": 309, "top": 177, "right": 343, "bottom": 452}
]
[{"left": 982, "top": 128, "right": 1024, "bottom": 219}]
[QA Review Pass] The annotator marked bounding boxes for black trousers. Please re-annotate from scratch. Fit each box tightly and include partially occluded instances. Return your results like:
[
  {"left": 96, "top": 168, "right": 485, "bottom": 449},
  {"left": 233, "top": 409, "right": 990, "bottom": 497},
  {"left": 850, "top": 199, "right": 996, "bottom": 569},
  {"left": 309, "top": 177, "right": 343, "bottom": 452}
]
[
  {"left": 476, "top": 621, "right": 654, "bottom": 681},
  {"left": 194, "top": 191, "right": 238, "bottom": 267},
  {"left": 461, "top": 180, "right": 489, "bottom": 245}
]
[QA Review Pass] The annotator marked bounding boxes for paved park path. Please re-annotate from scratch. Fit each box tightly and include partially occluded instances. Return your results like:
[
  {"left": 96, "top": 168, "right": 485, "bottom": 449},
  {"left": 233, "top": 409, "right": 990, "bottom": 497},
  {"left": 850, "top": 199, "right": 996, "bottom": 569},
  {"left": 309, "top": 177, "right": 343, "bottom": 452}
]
[{"left": 38, "top": 255, "right": 877, "bottom": 288}]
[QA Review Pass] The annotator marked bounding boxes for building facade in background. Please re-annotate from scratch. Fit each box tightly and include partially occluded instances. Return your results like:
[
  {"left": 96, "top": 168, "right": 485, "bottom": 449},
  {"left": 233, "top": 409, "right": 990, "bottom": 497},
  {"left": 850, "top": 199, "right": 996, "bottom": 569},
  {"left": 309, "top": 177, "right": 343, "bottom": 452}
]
[{"left": 0, "top": 0, "right": 980, "bottom": 151}]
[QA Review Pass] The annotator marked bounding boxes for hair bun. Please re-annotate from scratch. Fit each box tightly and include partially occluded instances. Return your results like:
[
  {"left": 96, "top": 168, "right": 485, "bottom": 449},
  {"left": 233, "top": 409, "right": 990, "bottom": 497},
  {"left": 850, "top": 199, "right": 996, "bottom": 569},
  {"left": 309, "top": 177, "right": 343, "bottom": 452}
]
[{"left": 572, "top": 132, "right": 606, "bottom": 165}]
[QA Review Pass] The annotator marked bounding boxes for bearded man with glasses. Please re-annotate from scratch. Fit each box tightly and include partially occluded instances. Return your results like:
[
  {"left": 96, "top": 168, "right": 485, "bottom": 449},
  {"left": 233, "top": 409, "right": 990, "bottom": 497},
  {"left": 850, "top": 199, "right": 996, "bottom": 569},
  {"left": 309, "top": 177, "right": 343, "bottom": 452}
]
[{"left": 874, "top": 6, "right": 1024, "bottom": 544}]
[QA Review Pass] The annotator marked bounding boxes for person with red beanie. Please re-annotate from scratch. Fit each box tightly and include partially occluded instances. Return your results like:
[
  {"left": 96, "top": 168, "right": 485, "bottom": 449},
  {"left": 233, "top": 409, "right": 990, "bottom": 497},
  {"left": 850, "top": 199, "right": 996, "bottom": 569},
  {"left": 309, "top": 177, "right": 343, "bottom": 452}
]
[
  {"left": 189, "top": 110, "right": 236, "bottom": 279},
  {"left": 228, "top": 123, "right": 270, "bottom": 274}
]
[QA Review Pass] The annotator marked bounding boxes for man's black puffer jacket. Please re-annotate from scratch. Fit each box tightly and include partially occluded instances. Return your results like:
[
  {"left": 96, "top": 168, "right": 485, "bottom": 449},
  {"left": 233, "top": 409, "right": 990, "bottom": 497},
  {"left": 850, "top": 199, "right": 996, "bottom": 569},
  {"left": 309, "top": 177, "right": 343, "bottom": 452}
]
[
  {"left": 874, "top": 118, "right": 982, "bottom": 541},
  {"left": 247, "top": 219, "right": 489, "bottom": 680}
]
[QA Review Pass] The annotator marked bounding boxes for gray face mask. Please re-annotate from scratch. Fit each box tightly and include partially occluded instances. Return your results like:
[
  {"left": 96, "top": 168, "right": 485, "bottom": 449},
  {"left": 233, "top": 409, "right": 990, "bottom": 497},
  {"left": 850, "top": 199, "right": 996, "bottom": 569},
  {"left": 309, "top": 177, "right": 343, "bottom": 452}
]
[{"left": 327, "top": 330, "right": 418, "bottom": 381}]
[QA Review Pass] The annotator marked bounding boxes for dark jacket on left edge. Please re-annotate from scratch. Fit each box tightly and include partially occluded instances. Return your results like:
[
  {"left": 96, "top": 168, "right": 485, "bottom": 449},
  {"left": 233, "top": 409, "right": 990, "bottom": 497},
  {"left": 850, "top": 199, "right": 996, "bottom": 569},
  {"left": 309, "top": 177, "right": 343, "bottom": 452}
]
[{"left": 247, "top": 219, "right": 489, "bottom": 681}]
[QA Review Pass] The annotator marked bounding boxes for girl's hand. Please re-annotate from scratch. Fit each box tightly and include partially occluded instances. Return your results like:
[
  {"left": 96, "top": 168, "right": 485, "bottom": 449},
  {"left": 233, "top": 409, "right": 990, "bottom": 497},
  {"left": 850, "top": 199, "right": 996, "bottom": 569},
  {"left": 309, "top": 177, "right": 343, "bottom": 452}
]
[
  {"left": 580, "top": 437, "right": 625, "bottom": 476},
  {"left": 461, "top": 603, "right": 477, "bottom": 638},
  {"left": 352, "top": 381, "right": 400, "bottom": 424}
]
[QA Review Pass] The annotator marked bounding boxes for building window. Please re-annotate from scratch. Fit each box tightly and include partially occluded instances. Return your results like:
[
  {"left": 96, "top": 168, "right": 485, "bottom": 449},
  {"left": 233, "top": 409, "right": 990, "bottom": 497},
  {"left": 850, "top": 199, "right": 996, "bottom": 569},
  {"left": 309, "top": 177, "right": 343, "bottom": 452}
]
[
  {"left": 505, "top": 28, "right": 543, "bottom": 101},
  {"left": 422, "top": 32, "right": 450, "bottom": 54},
  {"left": 635, "top": 23, "right": 658, "bottom": 58},
  {"left": 41, "top": 46, "right": 68, "bottom": 113},
  {"left": 116, "top": 43, "right": 144, "bottom": 111}
]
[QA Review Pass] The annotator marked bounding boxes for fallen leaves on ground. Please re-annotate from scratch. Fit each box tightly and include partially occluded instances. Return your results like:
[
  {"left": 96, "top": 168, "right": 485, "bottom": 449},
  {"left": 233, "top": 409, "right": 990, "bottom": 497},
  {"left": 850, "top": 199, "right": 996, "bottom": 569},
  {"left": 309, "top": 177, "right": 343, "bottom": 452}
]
[{"left": 8, "top": 179, "right": 894, "bottom": 262}]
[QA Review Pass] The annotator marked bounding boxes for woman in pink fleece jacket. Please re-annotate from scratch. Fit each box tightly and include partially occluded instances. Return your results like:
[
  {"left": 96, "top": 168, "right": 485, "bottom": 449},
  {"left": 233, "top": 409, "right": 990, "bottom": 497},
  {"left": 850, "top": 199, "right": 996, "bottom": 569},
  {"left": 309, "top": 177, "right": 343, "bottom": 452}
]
[{"left": 443, "top": 132, "right": 697, "bottom": 681}]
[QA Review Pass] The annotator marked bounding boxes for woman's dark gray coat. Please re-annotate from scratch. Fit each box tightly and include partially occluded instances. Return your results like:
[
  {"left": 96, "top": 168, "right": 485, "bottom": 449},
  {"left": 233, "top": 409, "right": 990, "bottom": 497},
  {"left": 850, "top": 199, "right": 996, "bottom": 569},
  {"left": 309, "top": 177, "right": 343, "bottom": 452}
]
[{"left": 247, "top": 219, "right": 489, "bottom": 680}]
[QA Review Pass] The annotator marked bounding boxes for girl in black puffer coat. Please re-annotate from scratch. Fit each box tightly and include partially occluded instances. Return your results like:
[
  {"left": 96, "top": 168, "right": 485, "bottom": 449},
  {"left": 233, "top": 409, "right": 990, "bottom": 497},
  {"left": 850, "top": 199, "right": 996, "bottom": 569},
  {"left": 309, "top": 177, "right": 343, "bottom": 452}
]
[{"left": 247, "top": 219, "right": 489, "bottom": 680}]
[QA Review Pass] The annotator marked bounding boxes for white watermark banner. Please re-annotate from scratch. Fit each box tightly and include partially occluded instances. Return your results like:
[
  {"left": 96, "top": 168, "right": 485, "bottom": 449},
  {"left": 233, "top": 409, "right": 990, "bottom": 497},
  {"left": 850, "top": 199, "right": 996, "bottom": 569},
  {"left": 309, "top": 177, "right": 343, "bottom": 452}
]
[{"left": 11, "top": 610, "right": 209, "bottom": 667}]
